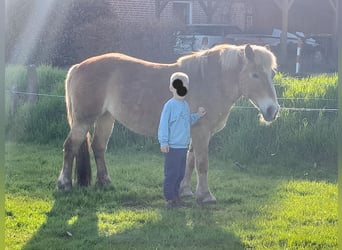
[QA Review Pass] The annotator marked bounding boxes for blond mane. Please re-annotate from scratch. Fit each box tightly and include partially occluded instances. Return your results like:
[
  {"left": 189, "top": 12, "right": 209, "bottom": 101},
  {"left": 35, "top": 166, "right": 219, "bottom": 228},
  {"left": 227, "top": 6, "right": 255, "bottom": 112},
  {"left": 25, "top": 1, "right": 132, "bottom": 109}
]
[
  {"left": 250, "top": 45, "right": 278, "bottom": 70},
  {"left": 176, "top": 44, "right": 244, "bottom": 78},
  {"left": 176, "top": 49, "right": 211, "bottom": 72},
  {"left": 218, "top": 44, "right": 245, "bottom": 70},
  {"left": 177, "top": 44, "right": 277, "bottom": 74}
]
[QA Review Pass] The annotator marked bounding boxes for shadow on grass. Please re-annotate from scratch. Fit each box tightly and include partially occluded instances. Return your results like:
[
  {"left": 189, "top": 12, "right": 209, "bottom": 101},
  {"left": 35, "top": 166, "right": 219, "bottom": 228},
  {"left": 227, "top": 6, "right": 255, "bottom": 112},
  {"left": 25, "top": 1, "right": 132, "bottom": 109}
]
[{"left": 22, "top": 186, "right": 245, "bottom": 250}]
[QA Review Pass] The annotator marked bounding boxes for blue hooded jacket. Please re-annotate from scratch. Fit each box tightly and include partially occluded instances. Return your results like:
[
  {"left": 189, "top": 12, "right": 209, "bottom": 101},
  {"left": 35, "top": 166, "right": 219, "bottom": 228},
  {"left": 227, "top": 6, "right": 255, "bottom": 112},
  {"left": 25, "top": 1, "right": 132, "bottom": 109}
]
[{"left": 158, "top": 98, "right": 200, "bottom": 148}]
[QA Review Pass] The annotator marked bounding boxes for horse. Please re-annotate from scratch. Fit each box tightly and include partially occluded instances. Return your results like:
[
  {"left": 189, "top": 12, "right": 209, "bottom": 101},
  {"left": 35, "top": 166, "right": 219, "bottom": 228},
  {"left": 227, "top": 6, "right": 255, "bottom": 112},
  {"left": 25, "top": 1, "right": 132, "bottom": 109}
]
[{"left": 57, "top": 44, "right": 279, "bottom": 203}]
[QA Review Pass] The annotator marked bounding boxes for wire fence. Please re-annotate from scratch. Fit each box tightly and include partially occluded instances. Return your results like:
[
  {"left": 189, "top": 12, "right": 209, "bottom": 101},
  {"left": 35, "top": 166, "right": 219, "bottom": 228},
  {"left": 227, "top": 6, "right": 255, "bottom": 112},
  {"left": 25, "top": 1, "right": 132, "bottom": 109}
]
[
  {"left": 5, "top": 89, "right": 338, "bottom": 112},
  {"left": 6, "top": 90, "right": 65, "bottom": 98}
]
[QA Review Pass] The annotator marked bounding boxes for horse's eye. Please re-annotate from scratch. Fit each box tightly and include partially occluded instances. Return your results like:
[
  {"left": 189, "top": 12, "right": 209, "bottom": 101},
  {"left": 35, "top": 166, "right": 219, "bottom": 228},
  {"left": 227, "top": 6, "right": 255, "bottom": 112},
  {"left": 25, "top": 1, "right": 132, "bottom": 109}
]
[{"left": 252, "top": 73, "right": 259, "bottom": 79}]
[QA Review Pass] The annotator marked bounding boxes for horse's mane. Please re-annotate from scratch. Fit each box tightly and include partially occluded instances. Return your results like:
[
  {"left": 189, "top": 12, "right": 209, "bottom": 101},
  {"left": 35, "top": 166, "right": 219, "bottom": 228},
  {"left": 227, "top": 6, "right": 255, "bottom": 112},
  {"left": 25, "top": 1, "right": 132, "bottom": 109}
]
[
  {"left": 219, "top": 44, "right": 277, "bottom": 71},
  {"left": 176, "top": 44, "right": 240, "bottom": 71},
  {"left": 248, "top": 45, "right": 278, "bottom": 70},
  {"left": 177, "top": 44, "right": 277, "bottom": 73}
]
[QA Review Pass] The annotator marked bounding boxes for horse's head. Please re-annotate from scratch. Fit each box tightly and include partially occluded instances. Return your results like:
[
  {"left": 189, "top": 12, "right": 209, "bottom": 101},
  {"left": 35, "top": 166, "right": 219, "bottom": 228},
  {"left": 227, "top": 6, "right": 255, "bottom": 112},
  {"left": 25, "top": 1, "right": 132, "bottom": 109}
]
[{"left": 239, "top": 44, "right": 279, "bottom": 123}]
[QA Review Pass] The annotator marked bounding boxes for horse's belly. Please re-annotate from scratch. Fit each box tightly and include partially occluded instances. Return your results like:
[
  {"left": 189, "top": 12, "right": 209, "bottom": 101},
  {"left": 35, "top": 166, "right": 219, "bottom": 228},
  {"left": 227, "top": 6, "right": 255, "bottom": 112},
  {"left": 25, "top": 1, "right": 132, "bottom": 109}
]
[
  {"left": 108, "top": 102, "right": 160, "bottom": 137},
  {"left": 119, "top": 116, "right": 159, "bottom": 137}
]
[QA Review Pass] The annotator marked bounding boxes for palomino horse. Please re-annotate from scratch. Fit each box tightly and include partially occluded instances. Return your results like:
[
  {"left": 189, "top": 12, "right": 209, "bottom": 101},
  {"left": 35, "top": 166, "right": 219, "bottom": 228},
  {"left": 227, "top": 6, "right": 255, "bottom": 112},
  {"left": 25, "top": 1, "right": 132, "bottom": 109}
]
[{"left": 57, "top": 44, "right": 279, "bottom": 203}]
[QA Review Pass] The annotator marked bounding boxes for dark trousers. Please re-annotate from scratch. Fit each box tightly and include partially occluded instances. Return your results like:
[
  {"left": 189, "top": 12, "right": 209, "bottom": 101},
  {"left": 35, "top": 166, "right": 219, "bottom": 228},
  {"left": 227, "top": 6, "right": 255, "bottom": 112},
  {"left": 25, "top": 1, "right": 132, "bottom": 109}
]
[{"left": 163, "top": 148, "right": 187, "bottom": 201}]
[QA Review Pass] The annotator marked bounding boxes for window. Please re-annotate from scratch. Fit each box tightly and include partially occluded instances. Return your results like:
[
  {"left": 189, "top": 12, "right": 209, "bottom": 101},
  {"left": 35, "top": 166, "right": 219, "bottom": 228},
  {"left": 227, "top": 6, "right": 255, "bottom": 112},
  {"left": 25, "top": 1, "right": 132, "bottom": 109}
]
[
  {"left": 173, "top": 1, "right": 192, "bottom": 24},
  {"left": 246, "top": 15, "right": 253, "bottom": 30}
]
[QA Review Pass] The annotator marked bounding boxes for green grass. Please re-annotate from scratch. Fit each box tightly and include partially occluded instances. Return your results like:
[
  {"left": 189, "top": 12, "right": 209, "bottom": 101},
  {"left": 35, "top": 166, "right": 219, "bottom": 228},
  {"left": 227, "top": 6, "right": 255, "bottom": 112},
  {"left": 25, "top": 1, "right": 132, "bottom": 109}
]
[
  {"left": 5, "top": 143, "right": 337, "bottom": 249},
  {"left": 276, "top": 73, "right": 337, "bottom": 100}
]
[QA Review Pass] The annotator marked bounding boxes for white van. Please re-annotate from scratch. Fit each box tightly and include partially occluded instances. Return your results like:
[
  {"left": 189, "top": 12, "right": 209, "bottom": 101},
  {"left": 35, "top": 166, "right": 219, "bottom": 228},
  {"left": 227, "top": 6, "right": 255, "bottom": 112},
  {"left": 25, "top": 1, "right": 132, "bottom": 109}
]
[{"left": 173, "top": 24, "right": 242, "bottom": 55}]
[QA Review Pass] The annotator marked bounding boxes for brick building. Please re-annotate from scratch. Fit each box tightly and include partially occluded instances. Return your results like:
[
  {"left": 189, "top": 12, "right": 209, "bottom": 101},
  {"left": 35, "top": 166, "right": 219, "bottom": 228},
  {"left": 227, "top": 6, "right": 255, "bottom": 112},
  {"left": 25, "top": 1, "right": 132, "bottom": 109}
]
[
  {"left": 107, "top": 0, "right": 336, "bottom": 35},
  {"left": 107, "top": 0, "right": 207, "bottom": 25}
]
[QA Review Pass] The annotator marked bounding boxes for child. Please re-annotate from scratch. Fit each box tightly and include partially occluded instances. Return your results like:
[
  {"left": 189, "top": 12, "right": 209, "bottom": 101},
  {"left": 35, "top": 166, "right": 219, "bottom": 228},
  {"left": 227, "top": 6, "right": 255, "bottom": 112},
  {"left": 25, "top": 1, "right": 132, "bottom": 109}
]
[{"left": 158, "top": 72, "right": 206, "bottom": 208}]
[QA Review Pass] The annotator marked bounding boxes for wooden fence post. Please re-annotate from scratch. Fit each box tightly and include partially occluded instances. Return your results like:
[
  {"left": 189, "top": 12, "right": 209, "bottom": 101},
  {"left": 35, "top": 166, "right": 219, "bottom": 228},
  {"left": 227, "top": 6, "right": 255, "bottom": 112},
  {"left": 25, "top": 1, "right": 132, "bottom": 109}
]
[
  {"left": 295, "top": 39, "right": 302, "bottom": 74},
  {"left": 9, "top": 85, "right": 18, "bottom": 116},
  {"left": 26, "top": 64, "right": 38, "bottom": 103}
]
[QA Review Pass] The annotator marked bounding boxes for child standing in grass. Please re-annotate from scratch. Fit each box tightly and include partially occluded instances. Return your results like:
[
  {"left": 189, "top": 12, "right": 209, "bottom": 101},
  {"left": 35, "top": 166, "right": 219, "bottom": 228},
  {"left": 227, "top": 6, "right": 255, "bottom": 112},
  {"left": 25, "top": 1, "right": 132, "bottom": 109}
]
[{"left": 158, "top": 72, "right": 206, "bottom": 208}]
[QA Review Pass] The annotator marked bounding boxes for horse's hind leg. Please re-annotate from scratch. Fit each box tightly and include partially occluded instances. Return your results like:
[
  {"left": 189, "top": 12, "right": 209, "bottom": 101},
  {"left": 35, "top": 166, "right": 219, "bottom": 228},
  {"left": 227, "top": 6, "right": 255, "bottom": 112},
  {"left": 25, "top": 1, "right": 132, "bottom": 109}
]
[
  {"left": 92, "top": 112, "right": 115, "bottom": 186},
  {"left": 57, "top": 123, "right": 90, "bottom": 191}
]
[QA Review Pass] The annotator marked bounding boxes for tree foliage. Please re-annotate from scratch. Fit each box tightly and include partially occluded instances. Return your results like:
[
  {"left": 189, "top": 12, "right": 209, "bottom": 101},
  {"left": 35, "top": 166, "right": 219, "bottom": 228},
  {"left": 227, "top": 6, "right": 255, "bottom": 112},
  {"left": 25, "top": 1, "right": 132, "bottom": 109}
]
[{"left": 6, "top": 0, "right": 178, "bottom": 66}]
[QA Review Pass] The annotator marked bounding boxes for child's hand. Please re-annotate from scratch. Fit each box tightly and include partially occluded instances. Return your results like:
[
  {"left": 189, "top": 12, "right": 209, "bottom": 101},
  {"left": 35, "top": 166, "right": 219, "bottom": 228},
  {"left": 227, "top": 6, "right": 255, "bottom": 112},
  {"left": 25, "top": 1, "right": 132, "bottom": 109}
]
[
  {"left": 160, "top": 145, "right": 170, "bottom": 153},
  {"left": 198, "top": 107, "right": 206, "bottom": 117}
]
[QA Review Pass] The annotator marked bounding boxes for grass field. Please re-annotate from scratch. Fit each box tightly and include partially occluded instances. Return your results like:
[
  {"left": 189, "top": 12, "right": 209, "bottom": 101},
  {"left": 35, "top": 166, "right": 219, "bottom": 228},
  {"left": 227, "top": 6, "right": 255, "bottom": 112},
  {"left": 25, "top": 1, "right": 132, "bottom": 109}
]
[{"left": 5, "top": 143, "right": 337, "bottom": 250}]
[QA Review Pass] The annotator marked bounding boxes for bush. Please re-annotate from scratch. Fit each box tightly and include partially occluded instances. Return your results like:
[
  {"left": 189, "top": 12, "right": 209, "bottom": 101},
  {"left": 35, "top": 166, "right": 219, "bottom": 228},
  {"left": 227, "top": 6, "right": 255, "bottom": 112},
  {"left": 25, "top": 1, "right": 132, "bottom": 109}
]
[
  {"left": 6, "top": 98, "right": 68, "bottom": 144},
  {"left": 5, "top": 65, "right": 68, "bottom": 144}
]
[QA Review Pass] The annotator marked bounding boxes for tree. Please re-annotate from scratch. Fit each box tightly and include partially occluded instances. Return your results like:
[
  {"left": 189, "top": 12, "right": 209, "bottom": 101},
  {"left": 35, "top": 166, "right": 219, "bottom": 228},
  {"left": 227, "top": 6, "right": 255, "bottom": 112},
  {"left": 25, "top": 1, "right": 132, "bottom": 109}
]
[{"left": 6, "top": 0, "right": 115, "bottom": 66}]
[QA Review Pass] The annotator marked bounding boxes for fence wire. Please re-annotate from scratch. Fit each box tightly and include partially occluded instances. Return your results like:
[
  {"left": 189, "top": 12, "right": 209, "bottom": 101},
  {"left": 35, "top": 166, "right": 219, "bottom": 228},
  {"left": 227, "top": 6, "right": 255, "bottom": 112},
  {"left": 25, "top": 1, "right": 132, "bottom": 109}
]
[{"left": 6, "top": 90, "right": 65, "bottom": 98}]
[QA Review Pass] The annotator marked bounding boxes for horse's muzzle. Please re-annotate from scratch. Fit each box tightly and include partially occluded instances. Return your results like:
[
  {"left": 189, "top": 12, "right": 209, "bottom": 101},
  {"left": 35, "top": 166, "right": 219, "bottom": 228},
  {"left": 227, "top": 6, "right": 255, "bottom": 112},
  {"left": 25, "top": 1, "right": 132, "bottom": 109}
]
[{"left": 263, "top": 104, "right": 279, "bottom": 122}]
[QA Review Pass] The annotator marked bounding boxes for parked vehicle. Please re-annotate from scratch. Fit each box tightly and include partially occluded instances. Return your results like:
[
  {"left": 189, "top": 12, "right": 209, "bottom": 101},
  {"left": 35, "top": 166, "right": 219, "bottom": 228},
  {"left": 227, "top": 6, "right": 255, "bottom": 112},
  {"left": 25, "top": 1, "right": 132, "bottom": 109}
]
[
  {"left": 173, "top": 24, "right": 242, "bottom": 55},
  {"left": 226, "top": 29, "right": 319, "bottom": 47},
  {"left": 174, "top": 26, "right": 320, "bottom": 56}
]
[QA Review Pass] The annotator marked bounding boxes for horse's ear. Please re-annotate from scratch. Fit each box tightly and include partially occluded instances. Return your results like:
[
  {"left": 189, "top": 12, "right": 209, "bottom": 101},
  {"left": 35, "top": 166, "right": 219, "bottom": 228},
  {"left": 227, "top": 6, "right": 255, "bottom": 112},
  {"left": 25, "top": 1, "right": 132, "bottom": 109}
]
[{"left": 245, "top": 44, "right": 255, "bottom": 61}]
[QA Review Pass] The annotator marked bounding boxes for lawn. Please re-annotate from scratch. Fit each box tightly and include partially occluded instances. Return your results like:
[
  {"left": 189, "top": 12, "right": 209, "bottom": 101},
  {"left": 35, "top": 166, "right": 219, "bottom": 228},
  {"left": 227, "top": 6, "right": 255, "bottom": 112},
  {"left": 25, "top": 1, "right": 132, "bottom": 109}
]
[{"left": 5, "top": 143, "right": 337, "bottom": 250}]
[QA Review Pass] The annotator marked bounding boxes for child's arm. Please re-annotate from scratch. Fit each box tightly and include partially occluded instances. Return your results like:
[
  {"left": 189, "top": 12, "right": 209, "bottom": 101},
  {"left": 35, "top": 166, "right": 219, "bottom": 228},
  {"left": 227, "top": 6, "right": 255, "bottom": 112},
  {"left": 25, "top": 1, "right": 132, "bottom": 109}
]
[
  {"left": 158, "top": 104, "right": 170, "bottom": 153},
  {"left": 190, "top": 107, "right": 206, "bottom": 125}
]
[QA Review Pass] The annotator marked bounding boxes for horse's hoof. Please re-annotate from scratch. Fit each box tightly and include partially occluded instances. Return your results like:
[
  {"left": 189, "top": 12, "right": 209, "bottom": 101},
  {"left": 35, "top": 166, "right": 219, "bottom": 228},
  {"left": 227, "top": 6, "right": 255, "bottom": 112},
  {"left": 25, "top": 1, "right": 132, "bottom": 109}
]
[
  {"left": 196, "top": 193, "right": 217, "bottom": 204},
  {"left": 198, "top": 198, "right": 217, "bottom": 205},
  {"left": 96, "top": 175, "right": 112, "bottom": 186},
  {"left": 57, "top": 180, "right": 72, "bottom": 192},
  {"left": 180, "top": 187, "right": 194, "bottom": 197}
]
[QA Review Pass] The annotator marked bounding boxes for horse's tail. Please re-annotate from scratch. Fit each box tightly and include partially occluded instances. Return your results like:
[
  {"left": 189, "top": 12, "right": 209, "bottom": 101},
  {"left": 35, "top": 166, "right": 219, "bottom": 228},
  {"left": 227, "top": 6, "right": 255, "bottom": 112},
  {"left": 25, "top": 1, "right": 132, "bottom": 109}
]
[
  {"left": 65, "top": 64, "right": 78, "bottom": 127},
  {"left": 65, "top": 64, "right": 92, "bottom": 186},
  {"left": 76, "top": 133, "right": 92, "bottom": 186}
]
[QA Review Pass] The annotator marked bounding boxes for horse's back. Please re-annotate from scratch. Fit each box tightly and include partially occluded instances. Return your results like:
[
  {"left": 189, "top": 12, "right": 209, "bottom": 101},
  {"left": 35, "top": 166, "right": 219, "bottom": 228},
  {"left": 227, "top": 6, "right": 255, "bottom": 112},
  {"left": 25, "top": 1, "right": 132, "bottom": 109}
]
[{"left": 66, "top": 53, "right": 177, "bottom": 135}]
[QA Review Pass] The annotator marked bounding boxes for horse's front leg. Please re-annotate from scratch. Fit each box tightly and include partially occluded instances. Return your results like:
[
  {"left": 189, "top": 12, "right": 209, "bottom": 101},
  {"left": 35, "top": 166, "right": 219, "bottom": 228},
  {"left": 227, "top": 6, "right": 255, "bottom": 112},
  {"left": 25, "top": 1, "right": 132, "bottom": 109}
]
[
  {"left": 192, "top": 131, "right": 216, "bottom": 204},
  {"left": 92, "top": 112, "right": 115, "bottom": 186},
  {"left": 180, "top": 143, "right": 195, "bottom": 197}
]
